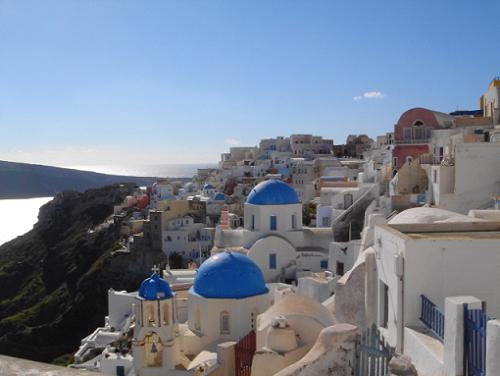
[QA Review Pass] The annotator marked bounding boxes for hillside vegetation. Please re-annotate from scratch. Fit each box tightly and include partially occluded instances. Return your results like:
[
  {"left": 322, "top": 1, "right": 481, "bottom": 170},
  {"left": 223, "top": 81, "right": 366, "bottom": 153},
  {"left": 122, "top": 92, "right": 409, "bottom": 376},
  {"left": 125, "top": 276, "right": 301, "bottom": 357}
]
[{"left": 0, "top": 183, "right": 164, "bottom": 362}]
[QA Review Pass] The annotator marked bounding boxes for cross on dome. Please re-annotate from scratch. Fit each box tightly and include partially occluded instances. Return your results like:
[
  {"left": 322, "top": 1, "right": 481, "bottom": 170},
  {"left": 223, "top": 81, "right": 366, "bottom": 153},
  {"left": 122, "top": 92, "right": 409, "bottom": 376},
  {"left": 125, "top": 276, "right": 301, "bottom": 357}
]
[{"left": 151, "top": 265, "right": 160, "bottom": 274}]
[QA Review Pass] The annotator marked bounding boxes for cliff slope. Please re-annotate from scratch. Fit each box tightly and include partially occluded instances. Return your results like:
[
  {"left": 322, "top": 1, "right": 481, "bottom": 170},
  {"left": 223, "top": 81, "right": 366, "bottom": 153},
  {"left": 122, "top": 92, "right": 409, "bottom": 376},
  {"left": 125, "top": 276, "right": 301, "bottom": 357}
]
[{"left": 0, "top": 184, "right": 167, "bottom": 363}]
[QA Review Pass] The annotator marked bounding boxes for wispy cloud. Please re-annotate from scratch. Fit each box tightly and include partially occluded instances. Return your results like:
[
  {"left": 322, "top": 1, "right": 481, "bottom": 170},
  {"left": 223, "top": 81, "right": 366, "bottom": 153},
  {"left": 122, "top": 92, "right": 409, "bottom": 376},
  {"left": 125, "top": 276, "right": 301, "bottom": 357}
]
[
  {"left": 353, "top": 91, "right": 386, "bottom": 101},
  {"left": 224, "top": 138, "right": 241, "bottom": 146}
]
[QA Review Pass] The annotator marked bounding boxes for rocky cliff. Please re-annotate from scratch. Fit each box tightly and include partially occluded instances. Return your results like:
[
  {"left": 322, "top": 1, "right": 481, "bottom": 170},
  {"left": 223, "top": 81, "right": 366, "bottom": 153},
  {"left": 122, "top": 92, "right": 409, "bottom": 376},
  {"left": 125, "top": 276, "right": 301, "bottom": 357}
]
[{"left": 0, "top": 184, "right": 167, "bottom": 363}]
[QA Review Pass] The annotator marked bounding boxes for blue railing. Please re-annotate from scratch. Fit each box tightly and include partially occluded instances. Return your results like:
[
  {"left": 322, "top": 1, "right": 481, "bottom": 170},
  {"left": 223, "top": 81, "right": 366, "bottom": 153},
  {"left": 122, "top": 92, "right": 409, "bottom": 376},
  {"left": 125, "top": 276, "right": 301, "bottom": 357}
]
[
  {"left": 420, "top": 294, "right": 445, "bottom": 342},
  {"left": 464, "top": 303, "right": 487, "bottom": 376}
]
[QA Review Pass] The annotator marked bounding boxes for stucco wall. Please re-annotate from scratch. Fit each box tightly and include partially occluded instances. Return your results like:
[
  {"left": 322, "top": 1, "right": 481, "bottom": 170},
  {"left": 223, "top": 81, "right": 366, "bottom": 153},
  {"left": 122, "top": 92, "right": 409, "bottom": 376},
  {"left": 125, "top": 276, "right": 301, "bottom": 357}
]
[
  {"left": 244, "top": 203, "right": 303, "bottom": 233},
  {"left": 187, "top": 293, "right": 269, "bottom": 353},
  {"left": 247, "top": 236, "right": 296, "bottom": 282},
  {"left": 404, "top": 238, "right": 500, "bottom": 323},
  {"left": 443, "top": 143, "right": 500, "bottom": 213},
  {"left": 273, "top": 324, "right": 357, "bottom": 376},
  {"left": 374, "top": 226, "right": 407, "bottom": 348},
  {"left": 393, "top": 145, "right": 429, "bottom": 171},
  {"left": 396, "top": 160, "right": 428, "bottom": 194}
]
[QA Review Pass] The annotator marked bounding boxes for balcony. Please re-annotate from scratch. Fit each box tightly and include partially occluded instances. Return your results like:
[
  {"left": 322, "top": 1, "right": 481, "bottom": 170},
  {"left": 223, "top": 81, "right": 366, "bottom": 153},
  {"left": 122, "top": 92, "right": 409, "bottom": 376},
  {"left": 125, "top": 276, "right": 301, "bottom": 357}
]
[
  {"left": 419, "top": 155, "right": 443, "bottom": 165},
  {"left": 395, "top": 138, "right": 430, "bottom": 145}
]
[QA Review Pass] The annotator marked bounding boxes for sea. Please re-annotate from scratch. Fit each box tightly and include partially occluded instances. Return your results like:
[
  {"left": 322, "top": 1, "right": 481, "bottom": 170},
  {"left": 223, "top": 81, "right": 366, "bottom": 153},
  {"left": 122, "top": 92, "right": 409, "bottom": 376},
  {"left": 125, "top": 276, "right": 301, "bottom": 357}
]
[
  {"left": 0, "top": 197, "right": 53, "bottom": 246},
  {"left": 0, "top": 163, "right": 217, "bottom": 246}
]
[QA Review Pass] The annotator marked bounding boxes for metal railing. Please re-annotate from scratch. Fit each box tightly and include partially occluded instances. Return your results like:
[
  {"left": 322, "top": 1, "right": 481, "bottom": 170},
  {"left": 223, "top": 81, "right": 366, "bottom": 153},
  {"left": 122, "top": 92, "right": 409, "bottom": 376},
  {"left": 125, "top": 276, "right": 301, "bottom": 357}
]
[
  {"left": 394, "top": 138, "right": 430, "bottom": 145},
  {"left": 420, "top": 294, "right": 445, "bottom": 342},
  {"left": 464, "top": 303, "right": 488, "bottom": 376}
]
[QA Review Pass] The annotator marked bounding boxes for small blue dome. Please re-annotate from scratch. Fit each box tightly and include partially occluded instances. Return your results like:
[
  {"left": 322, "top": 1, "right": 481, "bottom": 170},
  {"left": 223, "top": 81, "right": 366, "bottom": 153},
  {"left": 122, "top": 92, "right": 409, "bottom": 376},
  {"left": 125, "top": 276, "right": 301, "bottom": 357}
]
[
  {"left": 246, "top": 179, "right": 300, "bottom": 205},
  {"left": 192, "top": 252, "right": 268, "bottom": 299},
  {"left": 214, "top": 193, "right": 225, "bottom": 201},
  {"left": 204, "top": 183, "right": 214, "bottom": 189},
  {"left": 138, "top": 273, "right": 173, "bottom": 300}
]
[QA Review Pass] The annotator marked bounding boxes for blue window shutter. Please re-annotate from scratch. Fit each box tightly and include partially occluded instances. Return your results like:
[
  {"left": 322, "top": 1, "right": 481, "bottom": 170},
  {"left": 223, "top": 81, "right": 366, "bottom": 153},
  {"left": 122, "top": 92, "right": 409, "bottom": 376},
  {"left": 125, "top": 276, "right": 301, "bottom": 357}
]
[
  {"left": 270, "top": 215, "right": 277, "bottom": 230},
  {"left": 269, "top": 254, "right": 277, "bottom": 269}
]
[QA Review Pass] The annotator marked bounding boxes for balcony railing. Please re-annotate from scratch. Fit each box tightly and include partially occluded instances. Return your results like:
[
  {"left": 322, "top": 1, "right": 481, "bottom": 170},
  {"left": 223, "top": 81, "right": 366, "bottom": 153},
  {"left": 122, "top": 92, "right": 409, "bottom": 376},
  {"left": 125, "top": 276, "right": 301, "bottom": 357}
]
[
  {"left": 420, "top": 294, "right": 445, "bottom": 342},
  {"left": 395, "top": 138, "right": 430, "bottom": 145},
  {"left": 418, "top": 155, "right": 443, "bottom": 165}
]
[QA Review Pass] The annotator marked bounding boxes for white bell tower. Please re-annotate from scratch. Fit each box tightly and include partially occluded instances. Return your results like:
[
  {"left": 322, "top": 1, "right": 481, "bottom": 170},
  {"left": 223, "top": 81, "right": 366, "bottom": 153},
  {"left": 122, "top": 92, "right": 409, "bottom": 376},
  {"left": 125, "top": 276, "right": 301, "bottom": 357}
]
[{"left": 132, "top": 266, "right": 179, "bottom": 375}]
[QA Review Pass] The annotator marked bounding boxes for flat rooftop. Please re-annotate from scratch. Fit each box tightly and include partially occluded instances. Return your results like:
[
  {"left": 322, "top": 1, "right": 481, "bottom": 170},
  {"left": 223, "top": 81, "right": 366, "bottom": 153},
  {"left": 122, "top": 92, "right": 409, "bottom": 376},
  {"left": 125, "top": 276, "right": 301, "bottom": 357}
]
[
  {"left": 405, "top": 231, "right": 500, "bottom": 240},
  {"left": 381, "top": 222, "right": 500, "bottom": 240}
]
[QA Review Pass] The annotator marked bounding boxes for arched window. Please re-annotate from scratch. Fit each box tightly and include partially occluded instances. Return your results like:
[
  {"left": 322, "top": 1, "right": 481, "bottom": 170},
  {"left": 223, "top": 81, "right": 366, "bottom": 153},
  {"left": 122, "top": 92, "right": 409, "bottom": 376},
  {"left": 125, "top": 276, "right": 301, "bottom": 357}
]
[
  {"left": 220, "top": 311, "right": 230, "bottom": 334},
  {"left": 144, "top": 333, "right": 162, "bottom": 367},
  {"left": 195, "top": 307, "right": 201, "bottom": 331},
  {"left": 146, "top": 304, "right": 156, "bottom": 327},
  {"left": 162, "top": 302, "right": 169, "bottom": 326}
]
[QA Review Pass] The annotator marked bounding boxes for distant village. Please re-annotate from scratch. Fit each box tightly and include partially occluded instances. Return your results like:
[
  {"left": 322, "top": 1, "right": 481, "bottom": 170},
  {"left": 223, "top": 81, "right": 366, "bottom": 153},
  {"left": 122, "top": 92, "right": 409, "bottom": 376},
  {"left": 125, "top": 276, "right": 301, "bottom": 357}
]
[{"left": 69, "top": 78, "right": 500, "bottom": 376}]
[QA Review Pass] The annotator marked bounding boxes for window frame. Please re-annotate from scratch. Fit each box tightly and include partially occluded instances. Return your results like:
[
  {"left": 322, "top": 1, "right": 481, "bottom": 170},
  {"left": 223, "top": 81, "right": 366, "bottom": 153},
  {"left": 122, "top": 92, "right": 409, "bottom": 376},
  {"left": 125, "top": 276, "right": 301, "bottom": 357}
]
[
  {"left": 220, "top": 310, "right": 230, "bottom": 335},
  {"left": 269, "top": 253, "right": 277, "bottom": 270},
  {"left": 270, "top": 215, "right": 277, "bottom": 231}
]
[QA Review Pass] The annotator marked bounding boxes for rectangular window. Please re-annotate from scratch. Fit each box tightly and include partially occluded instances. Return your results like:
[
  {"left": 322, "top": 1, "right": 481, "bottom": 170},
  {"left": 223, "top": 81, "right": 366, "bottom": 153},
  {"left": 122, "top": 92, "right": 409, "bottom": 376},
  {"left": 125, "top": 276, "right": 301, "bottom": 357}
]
[
  {"left": 415, "top": 127, "right": 425, "bottom": 140},
  {"left": 291, "top": 214, "right": 296, "bottom": 229},
  {"left": 403, "top": 128, "right": 412, "bottom": 140},
  {"left": 270, "top": 215, "right": 277, "bottom": 231},
  {"left": 336, "top": 261, "right": 344, "bottom": 276},
  {"left": 392, "top": 157, "right": 398, "bottom": 168},
  {"left": 269, "top": 253, "right": 277, "bottom": 269},
  {"left": 220, "top": 313, "right": 230, "bottom": 334},
  {"left": 320, "top": 260, "right": 328, "bottom": 269},
  {"left": 433, "top": 170, "right": 437, "bottom": 184},
  {"left": 251, "top": 215, "right": 255, "bottom": 230},
  {"left": 382, "top": 282, "right": 389, "bottom": 328},
  {"left": 116, "top": 366, "right": 125, "bottom": 376}
]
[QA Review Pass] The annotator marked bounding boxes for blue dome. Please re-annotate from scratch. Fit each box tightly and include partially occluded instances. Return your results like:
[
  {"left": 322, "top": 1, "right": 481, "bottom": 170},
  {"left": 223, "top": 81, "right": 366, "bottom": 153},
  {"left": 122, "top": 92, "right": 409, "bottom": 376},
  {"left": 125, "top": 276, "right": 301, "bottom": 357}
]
[
  {"left": 204, "top": 183, "right": 214, "bottom": 189},
  {"left": 214, "top": 193, "right": 225, "bottom": 201},
  {"left": 246, "top": 179, "right": 300, "bottom": 205},
  {"left": 138, "top": 273, "right": 174, "bottom": 300},
  {"left": 192, "top": 252, "right": 268, "bottom": 299}
]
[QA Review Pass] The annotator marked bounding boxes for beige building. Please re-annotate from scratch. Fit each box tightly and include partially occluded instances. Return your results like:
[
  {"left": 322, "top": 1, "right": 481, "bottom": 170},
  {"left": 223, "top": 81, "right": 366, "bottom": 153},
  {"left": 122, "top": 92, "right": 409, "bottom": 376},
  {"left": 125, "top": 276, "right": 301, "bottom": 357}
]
[
  {"left": 143, "top": 201, "right": 190, "bottom": 251},
  {"left": 289, "top": 134, "right": 333, "bottom": 156}
]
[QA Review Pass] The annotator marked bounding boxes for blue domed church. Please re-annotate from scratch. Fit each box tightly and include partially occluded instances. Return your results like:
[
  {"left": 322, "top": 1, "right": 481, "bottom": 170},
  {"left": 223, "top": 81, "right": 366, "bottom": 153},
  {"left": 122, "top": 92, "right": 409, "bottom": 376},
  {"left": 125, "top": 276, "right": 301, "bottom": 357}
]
[
  {"left": 132, "top": 253, "right": 270, "bottom": 375},
  {"left": 214, "top": 179, "right": 332, "bottom": 282},
  {"left": 186, "top": 251, "right": 270, "bottom": 354}
]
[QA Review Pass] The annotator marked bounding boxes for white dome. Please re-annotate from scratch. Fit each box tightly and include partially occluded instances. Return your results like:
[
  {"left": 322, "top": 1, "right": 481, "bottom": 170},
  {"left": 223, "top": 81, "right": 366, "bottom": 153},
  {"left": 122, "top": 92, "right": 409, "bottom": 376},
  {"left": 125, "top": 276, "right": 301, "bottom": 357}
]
[{"left": 388, "top": 207, "right": 486, "bottom": 225}]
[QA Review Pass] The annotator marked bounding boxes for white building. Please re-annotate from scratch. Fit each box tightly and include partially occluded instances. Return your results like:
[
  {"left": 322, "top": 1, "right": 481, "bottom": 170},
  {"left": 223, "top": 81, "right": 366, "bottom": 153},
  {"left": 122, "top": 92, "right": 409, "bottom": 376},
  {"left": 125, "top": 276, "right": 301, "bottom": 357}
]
[
  {"left": 150, "top": 181, "right": 175, "bottom": 208},
  {"left": 162, "top": 216, "right": 213, "bottom": 261},
  {"left": 129, "top": 251, "right": 271, "bottom": 375},
  {"left": 132, "top": 273, "right": 180, "bottom": 375},
  {"left": 373, "top": 208, "right": 500, "bottom": 351},
  {"left": 427, "top": 142, "right": 500, "bottom": 213},
  {"left": 213, "top": 179, "right": 333, "bottom": 282}
]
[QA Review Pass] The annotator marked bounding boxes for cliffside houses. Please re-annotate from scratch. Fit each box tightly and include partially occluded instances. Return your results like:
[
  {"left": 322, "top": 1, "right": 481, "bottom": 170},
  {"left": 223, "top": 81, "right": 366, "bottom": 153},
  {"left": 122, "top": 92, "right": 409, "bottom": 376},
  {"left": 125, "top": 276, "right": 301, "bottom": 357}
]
[{"left": 74, "top": 85, "right": 500, "bottom": 376}]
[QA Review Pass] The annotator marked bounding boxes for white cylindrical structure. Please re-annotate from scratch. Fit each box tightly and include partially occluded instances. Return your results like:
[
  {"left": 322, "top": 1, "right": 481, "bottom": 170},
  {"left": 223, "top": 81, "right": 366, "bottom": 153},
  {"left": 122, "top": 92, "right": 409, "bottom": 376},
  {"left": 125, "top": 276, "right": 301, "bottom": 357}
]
[
  {"left": 266, "top": 325, "right": 298, "bottom": 353},
  {"left": 486, "top": 319, "right": 500, "bottom": 376}
]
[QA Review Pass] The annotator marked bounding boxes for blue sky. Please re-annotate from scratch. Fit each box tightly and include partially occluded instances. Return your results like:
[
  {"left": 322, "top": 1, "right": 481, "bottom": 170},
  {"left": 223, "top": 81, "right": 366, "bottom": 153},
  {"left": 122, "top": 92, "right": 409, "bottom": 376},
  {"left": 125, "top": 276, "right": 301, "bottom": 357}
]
[{"left": 1, "top": 0, "right": 499, "bottom": 165}]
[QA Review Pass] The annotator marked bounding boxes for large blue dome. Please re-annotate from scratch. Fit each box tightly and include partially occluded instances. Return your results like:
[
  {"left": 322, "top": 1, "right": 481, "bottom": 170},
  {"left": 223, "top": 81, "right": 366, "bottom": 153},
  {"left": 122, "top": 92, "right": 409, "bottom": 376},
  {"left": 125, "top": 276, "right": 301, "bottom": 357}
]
[
  {"left": 138, "top": 273, "right": 174, "bottom": 300},
  {"left": 246, "top": 179, "right": 300, "bottom": 205},
  {"left": 192, "top": 252, "right": 268, "bottom": 299}
]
